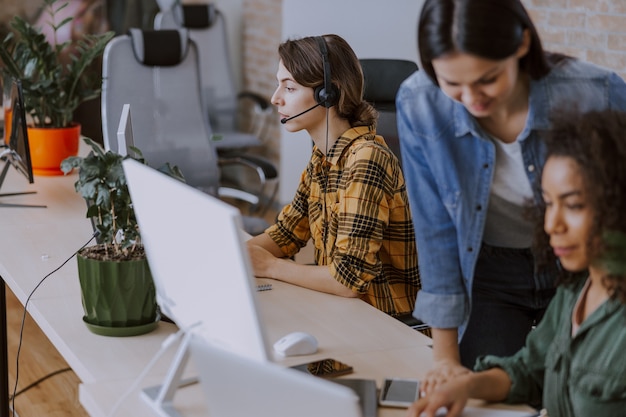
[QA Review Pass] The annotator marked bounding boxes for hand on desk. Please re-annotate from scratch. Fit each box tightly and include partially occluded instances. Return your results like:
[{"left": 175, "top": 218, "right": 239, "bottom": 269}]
[
  {"left": 246, "top": 235, "right": 357, "bottom": 298},
  {"left": 420, "top": 359, "right": 471, "bottom": 396},
  {"left": 406, "top": 375, "right": 471, "bottom": 417},
  {"left": 248, "top": 243, "right": 279, "bottom": 279}
]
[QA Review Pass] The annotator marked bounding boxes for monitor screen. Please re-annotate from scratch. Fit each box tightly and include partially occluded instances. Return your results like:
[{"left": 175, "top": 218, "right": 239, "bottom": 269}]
[
  {"left": 123, "top": 158, "right": 271, "bottom": 363},
  {"left": 2, "top": 75, "right": 34, "bottom": 183}
]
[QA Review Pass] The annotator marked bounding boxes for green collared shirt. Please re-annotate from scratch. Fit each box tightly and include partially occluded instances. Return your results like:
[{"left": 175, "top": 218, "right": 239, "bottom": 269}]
[
  {"left": 475, "top": 278, "right": 626, "bottom": 416},
  {"left": 266, "top": 126, "right": 420, "bottom": 316}
]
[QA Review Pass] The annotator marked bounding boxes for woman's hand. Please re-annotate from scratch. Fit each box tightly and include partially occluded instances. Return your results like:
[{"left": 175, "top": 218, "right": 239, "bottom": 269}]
[
  {"left": 420, "top": 359, "right": 471, "bottom": 396},
  {"left": 406, "top": 375, "right": 472, "bottom": 417},
  {"left": 247, "top": 244, "right": 277, "bottom": 278}
]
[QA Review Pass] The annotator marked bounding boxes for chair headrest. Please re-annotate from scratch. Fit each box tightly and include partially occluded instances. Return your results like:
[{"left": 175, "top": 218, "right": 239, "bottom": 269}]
[
  {"left": 181, "top": 4, "right": 217, "bottom": 29},
  {"left": 128, "top": 28, "right": 190, "bottom": 66},
  {"left": 360, "top": 59, "right": 418, "bottom": 104}
]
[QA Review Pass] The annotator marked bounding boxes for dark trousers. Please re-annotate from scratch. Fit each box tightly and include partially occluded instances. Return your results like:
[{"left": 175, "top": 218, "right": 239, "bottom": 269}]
[{"left": 459, "top": 243, "right": 556, "bottom": 368}]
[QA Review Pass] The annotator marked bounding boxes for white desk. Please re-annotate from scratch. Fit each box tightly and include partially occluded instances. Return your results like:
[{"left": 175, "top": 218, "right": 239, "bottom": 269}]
[
  {"left": 79, "top": 343, "right": 438, "bottom": 417},
  {"left": 78, "top": 341, "right": 532, "bottom": 417},
  {"left": 0, "top": 158, "right": 533, "bottom": 417}
]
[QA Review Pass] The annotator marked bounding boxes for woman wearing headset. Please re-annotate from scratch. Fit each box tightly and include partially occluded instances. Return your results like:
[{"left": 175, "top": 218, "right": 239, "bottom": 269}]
[{"left": 247, "top": 34, "right": 420, "bottom": 317}]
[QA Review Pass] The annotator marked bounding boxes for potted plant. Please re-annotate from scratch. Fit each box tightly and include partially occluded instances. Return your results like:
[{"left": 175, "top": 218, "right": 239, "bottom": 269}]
[
  {"left": 0, "top": 0, "right": 114, "bottom": 176},
  {"left": 61, "top": 138, "right": 184, "bottom": 336}
]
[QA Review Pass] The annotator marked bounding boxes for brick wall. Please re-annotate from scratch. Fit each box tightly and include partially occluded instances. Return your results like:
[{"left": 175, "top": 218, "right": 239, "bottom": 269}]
[
  {"left": 242, "top": 0, "right": 282, "bottom": 163},
  {"left": 522, "top": 0, "right": 626, "bottom": 80}
]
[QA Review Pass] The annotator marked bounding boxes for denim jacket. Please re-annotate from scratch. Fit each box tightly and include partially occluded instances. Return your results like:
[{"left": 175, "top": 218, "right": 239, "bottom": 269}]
[{"left": 396, "top": 58, "right": 626, "bottom": 337}]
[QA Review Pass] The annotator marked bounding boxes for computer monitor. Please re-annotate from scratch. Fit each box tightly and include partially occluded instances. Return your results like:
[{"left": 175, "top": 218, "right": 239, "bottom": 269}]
[
  {"left": 0, "top": 75, "right": 45, "bottom": 208},
  {"left": 123, "top": 158, "right": 271, "bottom": 416},
  {"left": 189, "top": 334, "right": 363, "bottom": 417},
  {"left": 123, "top": 158, "right": 270, "bottom": 361}
]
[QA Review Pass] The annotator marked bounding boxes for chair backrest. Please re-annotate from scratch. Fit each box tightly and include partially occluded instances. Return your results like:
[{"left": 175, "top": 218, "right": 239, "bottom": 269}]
[
  {"left": 154, "top": 4, "right": 238, "bottom": 135},
  {"left": 359, "top": 59, "right": 418, "bottom": 165},
  {"left": 101, "top": 28, "right": 220, "bottom": 195}
]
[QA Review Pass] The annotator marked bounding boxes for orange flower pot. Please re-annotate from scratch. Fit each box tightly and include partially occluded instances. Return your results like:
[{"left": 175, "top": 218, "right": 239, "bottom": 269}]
[
  {"left": 27, "top": 124, "right": 80, "bottom": 176},
  {"left": 3, "top": 107, "right": 12, "bottom": 146}
]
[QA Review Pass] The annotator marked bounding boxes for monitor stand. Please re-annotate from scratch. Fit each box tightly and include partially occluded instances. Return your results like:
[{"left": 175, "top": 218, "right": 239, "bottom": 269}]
[
  {"left": 0, "top": 156, "right": 46, "bottom": 209},
  {"left": 140, "top": 331, "right": 199, "bottom": 417}
]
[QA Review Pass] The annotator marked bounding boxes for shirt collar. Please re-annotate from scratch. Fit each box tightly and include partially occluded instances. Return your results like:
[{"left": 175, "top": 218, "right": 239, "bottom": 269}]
[
  {"left": 526, "top": 76, "right": 552, "bottom": 130},
  {"left": 452, "top": 75, "right": 552, "bottom": 141},
  {"left": 312, "top": 125, "right": 374, "bottom": 167}
]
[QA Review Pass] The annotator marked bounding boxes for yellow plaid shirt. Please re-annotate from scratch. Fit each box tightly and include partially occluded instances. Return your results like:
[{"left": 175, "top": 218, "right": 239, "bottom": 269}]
[{"left": 266, "top": 126, "right": 420, "bottom": 316}]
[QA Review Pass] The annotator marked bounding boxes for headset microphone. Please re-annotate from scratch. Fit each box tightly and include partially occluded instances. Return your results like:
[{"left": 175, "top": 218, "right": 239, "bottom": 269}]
[{"left": 280, "top": 103, "right": 322, "bottom": 124}]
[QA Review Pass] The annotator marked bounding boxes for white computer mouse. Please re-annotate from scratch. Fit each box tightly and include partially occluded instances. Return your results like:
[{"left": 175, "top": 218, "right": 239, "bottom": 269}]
[{"left": 273, "top": 331, "right": 318, "bottom": 356}]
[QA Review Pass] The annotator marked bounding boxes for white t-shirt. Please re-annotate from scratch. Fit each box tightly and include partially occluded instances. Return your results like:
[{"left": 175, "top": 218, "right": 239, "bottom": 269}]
[{"left": 483, "top": 138, "right": 534, "bottom": 248}]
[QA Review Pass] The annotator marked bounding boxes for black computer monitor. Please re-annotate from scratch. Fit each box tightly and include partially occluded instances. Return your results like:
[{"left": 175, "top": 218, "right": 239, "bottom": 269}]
[{"left": 0, "top": 75, "right": 45, "bottom": 208}]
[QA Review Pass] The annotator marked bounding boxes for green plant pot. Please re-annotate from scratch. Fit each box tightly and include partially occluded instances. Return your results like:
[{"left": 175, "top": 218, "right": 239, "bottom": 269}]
[{"left": 77, "top": 252, "right": 158, "bottom": 337}]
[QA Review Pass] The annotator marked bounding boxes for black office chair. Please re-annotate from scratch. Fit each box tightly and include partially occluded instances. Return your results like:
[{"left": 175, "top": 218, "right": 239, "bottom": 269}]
[
  {"left": 359, "top": 59, "right": 419, "bottom": 168},
  {"left": 360, "top": 59, "right": 429, "bottom": 335}
]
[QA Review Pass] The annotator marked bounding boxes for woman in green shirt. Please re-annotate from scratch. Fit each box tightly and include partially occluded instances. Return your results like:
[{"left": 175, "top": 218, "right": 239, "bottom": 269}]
[{"left": 408, "top": 109, "right": 626, "bottom": 417}]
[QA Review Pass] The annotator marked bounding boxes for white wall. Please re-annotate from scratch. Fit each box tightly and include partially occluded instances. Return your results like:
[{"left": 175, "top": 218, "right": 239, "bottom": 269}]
[
  {"left": 212, "top": 0, "right": 244, "bottom": 89},
  {"left": 278, "top": 0, "right": 424, "bottom": 204}
]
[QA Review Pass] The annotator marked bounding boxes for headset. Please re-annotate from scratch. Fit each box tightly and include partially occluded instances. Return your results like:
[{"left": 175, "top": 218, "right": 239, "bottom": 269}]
[
  {"left": 312, "top": 36, "right": 338, "bottom": 262},
  {"left": 280, "top": 36, "right": 339, "bottom": 124},
  {"left": 314, "top": 36, "right": 338, "bottom": 108}
]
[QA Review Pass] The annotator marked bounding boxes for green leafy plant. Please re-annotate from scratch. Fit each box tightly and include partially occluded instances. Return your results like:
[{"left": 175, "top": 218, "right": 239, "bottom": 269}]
[
  {"left": 61, "top": 138, "right": 185, "bottom": 261},
  {"left": 0, "top": 0, "right": 115, "bottom": 128}
]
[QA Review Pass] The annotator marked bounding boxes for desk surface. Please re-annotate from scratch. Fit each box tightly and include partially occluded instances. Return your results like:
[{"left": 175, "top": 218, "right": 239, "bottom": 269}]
[{"left": 0, "top": 157, "right": 532, "bottom": 417}]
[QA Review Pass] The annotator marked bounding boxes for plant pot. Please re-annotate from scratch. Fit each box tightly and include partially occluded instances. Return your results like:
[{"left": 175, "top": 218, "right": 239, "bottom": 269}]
[
  {"left": 3, "top": 106, "right": 12, "bottom": 146},
  {"left": 27, "top": 123, "right": 80, "bottom": 176},
  {"left": 77, "top": 250, "right": 159, "bottom": 337}
]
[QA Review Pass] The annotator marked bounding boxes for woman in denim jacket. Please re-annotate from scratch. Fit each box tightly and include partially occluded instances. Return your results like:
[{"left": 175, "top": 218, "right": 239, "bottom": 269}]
[
  {"left": 407, "top": 109, "right": 626, "bottom": 417},
  {"left": 396, "top": 0, "right": 626, "bottom": 393}
]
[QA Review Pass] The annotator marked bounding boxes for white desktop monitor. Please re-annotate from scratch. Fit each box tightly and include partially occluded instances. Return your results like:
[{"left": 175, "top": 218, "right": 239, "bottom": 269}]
[
  {"left": 124, "top": 159, "right": 372, "bottom": 417},
  {"left": 122, "top": 158, "right": 270, "bottom": 363},
  {"left": 189, "top": 333, "right": 362, "bottom": 417}
]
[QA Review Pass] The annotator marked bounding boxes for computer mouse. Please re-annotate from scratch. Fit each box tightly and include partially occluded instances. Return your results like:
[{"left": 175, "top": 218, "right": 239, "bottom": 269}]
[{"left": 273, "top": 331, "right": 318, "bottom": 356}]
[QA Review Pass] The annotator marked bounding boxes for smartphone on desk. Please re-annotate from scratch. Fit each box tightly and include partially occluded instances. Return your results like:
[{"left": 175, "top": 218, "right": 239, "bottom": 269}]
[
  {"left": 290, "top": 358, "right": 354, "bottom": 378},
  {"left": 379, "top": 378, "right": 420, "bottom": 408}
]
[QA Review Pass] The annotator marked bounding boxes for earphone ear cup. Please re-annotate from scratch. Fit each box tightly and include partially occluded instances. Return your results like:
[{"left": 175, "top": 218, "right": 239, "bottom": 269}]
[
  {"left": 314, "top": 36, "right": 338, "bottom": 109},
  {"left": 314, "top": 84, "right": 338, "bottom": 108}
]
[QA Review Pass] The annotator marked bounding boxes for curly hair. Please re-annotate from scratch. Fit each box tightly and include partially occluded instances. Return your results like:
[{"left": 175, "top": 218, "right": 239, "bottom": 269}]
[{"left": 532, "top": 109, "right": 626, "bottom": 303}]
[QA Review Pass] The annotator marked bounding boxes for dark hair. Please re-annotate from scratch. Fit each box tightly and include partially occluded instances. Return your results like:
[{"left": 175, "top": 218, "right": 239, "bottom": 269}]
[
  {"left": 418, "top": 0, "right": 560, "bottom": 85},
  {"left": 533, "top": 110, "right": 626, "bottom": 303},
  {"left": 278, "top": 34, "right": 377, "bottom": 127}
]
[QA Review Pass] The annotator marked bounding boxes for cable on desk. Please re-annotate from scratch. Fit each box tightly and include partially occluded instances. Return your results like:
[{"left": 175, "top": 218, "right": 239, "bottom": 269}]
[
  {"left": 8, "top": 367, "right": 71, "bottom": 400},
  {"left": 11, "top": 231, "right": 99, "bottom": 417}
]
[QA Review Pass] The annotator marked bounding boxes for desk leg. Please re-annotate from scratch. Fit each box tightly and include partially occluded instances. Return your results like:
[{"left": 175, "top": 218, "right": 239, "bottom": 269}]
[{"left": 1, "top": 277, "right": 10, "bottom": 417}]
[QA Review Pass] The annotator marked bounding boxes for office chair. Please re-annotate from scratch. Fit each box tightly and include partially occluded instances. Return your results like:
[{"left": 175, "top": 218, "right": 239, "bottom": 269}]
[
  {"left": 101, "top": 28, "right": 268, "bottom": 234},
  {"left": 359, "top": 59, "right": 419, "bottom": 168},
  {"left": 359, "top": 59, "right": 429, "bottom": 336},
  {"left": 154, "top": 2, "right": 278, "bottom": 215}
]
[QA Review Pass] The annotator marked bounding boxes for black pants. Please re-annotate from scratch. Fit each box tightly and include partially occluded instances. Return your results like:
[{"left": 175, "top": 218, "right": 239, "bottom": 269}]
[{"left": 459, "top": 243, "right": 556, "bottom": 368}]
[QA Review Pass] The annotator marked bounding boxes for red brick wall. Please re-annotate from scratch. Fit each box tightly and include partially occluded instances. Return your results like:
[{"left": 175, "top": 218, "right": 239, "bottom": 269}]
[
  {"left": 242, "top": 0, "right": 282, "bottom": 163},
  {"left": 522, "top": 0, "right": 626, "bottom": 80}
]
